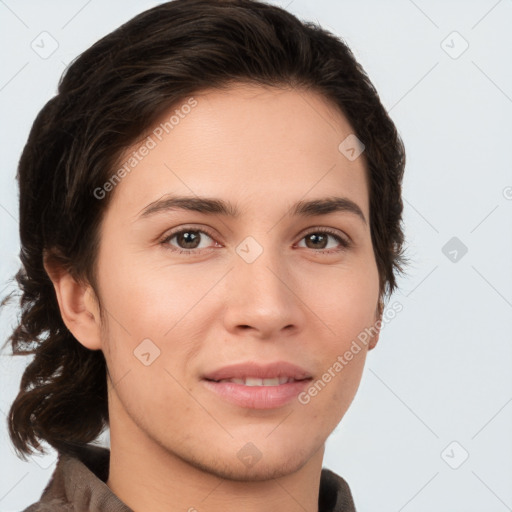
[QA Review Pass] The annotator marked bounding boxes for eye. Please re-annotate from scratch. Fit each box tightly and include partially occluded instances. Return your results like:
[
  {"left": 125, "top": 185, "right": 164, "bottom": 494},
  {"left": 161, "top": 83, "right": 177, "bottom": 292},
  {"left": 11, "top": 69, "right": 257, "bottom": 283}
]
[
  {"left": 160, "top": 227, "right": 219, "bottom": 254},
  {"left": 159, "top": 226, "right": 351, "bottom": 255},
  {"left": 297, "top": 228, "right": 351, "bottom": 253}
]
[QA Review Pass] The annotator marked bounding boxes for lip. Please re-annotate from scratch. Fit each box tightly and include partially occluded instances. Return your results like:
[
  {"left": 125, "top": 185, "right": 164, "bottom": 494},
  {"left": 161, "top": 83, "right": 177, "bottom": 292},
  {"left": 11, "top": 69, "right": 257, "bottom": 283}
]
[
  {"left": 202, "top": 379, "right": 312, "bottom": 409},
  {"left": 202, "top": 361, "right": 313, "bottom": 409},
  {"left": 202, "top": 361, "right": 312, "bottom": 381}
]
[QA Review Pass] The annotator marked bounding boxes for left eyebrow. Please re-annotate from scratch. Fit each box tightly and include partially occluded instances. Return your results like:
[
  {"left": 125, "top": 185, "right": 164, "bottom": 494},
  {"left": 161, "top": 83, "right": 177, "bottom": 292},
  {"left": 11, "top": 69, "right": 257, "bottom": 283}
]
[
  {"left": 136, "top": 194, "right": 367, "bottom": 225},
  {"left": 292, "top": 197, "right": 367, "bottom": 225}
]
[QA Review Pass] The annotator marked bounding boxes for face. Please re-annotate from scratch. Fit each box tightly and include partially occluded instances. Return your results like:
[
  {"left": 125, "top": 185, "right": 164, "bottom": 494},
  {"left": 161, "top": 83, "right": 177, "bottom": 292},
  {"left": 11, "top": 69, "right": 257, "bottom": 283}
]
[{"left": 90, "top": 83, "right": 381, "bottom": 481}]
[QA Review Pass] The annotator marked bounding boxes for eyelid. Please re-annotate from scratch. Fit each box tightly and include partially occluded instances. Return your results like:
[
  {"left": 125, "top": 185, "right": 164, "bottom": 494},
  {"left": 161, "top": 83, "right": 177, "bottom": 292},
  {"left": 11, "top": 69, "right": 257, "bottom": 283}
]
[
  {"left": 299, "top": 225, "right": 352, "bottom": 244},
  {"left": 159, "top": 224, "right": 352, "bottom": 253},
  {"left": 159, "top": 224, "right": 220, "bottom": 247}
]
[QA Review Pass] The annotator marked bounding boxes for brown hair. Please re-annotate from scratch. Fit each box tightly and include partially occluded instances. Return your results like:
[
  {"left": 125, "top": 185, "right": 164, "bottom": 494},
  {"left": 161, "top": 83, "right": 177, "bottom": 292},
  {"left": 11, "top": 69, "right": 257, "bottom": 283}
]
[{"left": 1, "top": 0, "right": 407, "bottom": 460}]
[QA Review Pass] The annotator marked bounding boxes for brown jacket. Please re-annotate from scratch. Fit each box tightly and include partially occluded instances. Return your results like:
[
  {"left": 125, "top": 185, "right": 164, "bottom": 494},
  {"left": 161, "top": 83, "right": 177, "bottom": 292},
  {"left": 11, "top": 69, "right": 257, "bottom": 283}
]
[{"left": 22, "top": 444, "right": 356, "bottom": 511}]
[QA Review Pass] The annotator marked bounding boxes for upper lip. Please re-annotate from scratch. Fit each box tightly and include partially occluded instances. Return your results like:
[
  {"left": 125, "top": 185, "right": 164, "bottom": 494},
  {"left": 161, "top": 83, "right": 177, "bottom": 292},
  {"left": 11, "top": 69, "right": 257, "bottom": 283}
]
[{"left": 203, "top": 361, "right": 312, "bottom": 381}]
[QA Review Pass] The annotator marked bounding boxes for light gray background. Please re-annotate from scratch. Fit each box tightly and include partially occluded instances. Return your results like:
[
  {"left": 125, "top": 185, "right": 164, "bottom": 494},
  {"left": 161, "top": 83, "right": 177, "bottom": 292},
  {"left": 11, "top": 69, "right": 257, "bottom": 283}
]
[{"left": 1, "top": 1, "right": 511, "bottom": 511}]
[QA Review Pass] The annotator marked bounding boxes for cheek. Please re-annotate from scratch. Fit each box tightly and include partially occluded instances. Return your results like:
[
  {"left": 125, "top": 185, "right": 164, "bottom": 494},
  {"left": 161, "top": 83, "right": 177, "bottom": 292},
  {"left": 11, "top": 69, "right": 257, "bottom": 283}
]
[
  {"left": 97, "top": 243, "right": 216, "bottom": 335},
  {"left": 97, "top": 252, "right": 221, "bottom": 388},
  {"left": 297, "top": 348, "right": 367, "bottom": 433},
  {"left": 297, "top": 257, "right": 380, "bottom": 341},
  {"left": 296, "top": 257, "right": 379, "bottom": 408}
]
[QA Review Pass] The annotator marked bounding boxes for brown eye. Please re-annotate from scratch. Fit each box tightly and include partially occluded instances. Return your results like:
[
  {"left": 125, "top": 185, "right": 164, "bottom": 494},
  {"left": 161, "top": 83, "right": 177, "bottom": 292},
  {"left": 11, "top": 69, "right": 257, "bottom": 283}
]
[
  {"left": 298, "top": 229, "right": 351, "bottom": 253},
  {"left": 160, "top": 228, "right": 217, "bottom": 254},
  {"left": 304, "top": 232, "right": 329, "bottom": 249},
  {"left": 174, "top": 230, "right": 202, "bottom": 249}
]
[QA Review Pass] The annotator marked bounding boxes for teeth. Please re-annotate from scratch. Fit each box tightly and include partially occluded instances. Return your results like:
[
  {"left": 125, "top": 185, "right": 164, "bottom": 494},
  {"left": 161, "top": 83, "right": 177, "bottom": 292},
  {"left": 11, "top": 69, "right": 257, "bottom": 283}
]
[{"left": 217, "top": 376, "right": 294, "bottom": 386}]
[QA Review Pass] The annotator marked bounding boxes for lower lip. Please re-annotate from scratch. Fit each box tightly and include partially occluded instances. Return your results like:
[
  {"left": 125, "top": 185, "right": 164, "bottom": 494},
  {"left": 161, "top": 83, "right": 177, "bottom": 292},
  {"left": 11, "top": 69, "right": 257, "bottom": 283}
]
[{"left": 202, "top": 379, "right": 312, "bottom": 409}]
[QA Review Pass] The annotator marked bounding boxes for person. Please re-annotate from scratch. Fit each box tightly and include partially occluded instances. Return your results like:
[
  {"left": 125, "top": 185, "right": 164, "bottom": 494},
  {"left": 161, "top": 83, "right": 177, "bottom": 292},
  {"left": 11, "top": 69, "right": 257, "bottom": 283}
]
[{"left": 2, "top": 0, "right": 407, "bottom": 510}]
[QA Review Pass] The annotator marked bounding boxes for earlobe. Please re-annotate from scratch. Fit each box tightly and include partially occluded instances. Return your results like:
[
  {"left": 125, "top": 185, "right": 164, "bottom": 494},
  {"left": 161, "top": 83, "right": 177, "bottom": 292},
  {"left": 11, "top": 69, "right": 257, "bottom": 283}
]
[
  {"left": 368, "top": 328, "right": 380, "bottom": 350},
  {"left": 43, "top": 261, "right": 102, "bottom": 351},
  {"left": 368, "top": 299, "right": 384, "bottom": 351}
]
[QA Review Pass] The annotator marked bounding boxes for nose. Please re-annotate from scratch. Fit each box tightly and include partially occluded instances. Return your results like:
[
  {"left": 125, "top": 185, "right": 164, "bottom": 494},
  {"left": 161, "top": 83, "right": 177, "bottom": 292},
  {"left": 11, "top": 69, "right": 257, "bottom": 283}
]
[{"left": 222, "top": 240, "right": 303, "bottom": 340}]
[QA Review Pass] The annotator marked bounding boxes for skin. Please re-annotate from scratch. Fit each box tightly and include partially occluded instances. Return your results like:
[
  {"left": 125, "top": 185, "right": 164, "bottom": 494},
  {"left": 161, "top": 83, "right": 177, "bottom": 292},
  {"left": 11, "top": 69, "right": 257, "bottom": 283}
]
[{"left": 45, "top": 83, "right": 382, "bottom": 512}]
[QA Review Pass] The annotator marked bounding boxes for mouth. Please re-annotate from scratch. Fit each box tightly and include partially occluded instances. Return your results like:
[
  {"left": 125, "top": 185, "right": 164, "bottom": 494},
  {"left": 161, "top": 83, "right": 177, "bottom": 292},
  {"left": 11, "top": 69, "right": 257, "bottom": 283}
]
[
  {"left": 201, "top": 361, "right": 313, "bottom": 409},
  {"left": 205, "top": 376, "right": 310, "bottom": 386}
]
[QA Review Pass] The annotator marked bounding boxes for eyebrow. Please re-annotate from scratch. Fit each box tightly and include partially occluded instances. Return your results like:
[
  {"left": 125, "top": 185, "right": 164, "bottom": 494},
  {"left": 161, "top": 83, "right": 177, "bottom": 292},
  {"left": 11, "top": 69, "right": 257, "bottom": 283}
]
[{"left": 137, "top": 194, "right": 367, "bottom": 225}]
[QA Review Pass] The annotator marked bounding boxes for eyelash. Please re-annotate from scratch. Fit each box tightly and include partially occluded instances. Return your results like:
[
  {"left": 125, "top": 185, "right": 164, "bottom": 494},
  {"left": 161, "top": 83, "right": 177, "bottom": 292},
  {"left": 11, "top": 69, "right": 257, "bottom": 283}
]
[{"left": 159, "top": 226, "right": 351, "bottom": 256}]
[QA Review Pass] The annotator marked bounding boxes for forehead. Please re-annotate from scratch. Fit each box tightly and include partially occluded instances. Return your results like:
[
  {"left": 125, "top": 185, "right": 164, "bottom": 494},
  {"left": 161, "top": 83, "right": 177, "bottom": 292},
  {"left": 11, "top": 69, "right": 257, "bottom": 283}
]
[{"left": 105, "top": 83, "right": 369, "bottom": 222}]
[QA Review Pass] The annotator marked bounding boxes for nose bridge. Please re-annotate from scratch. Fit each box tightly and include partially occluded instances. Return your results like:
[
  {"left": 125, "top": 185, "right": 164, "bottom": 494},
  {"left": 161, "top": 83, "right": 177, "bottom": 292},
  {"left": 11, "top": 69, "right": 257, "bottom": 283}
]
[{"left": 223, "top": 234, "right": 299, "bottom": 335}]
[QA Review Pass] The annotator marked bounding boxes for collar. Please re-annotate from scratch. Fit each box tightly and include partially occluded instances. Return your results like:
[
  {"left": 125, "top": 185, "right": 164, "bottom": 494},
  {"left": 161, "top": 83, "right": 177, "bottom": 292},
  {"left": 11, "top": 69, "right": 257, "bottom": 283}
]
[{"left": 27, "top": 444, "right": 356, "bottom": 512}]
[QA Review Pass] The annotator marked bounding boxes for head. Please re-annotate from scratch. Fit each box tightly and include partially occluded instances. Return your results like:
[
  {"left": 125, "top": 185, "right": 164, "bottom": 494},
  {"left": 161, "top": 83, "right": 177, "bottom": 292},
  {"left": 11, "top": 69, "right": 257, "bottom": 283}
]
[{"left": 3, "top": 0, "right": 407, "bottom": 477}]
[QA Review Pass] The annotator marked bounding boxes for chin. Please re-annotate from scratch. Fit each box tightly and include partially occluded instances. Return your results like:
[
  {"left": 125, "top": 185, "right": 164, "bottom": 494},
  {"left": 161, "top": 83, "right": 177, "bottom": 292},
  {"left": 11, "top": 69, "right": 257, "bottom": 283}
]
[
  {"left": 155, "top": 431, "right": 313, "bottom": 482},
  {"left": 199, "top": 451, "right": 312, "bottom": 482}
]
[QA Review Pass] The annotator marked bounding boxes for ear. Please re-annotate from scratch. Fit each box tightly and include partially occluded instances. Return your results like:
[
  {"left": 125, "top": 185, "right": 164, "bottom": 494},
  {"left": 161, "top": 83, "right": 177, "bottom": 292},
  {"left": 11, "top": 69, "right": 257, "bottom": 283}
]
[
  {"left": 44, "top": 258, "right": 102, "bottom": 351},
  {"left": 368, "top": 299, "right": 384, "bottom": 351}
]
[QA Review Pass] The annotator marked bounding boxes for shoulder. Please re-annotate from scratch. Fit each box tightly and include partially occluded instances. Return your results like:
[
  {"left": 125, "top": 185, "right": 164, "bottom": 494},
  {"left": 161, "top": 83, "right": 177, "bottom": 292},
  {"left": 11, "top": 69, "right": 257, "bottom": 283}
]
[
  {"left": 20, "top": 444, "right": 123, "bottom": 511},
  {"left": 319, "top": 467, "right": 357, "bottom": 512}
]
